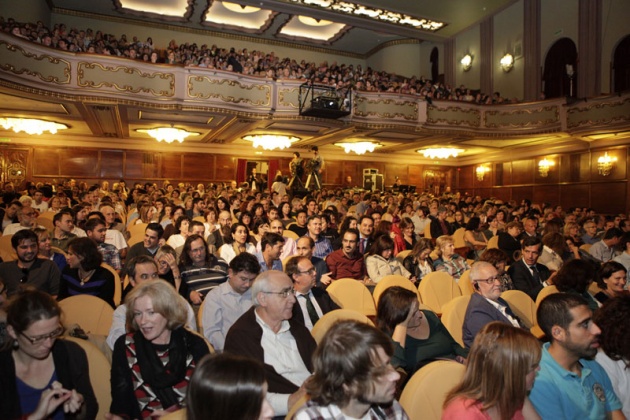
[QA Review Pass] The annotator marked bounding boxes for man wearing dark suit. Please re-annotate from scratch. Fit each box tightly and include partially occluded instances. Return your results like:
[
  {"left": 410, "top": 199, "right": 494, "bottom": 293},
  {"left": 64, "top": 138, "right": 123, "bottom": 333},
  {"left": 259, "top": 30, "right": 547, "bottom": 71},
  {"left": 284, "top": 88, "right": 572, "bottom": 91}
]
[
  {"left": 124, "top": 222, "right": 163, "bottom": 276},
  {"left": 357, "top": 215, "right": 375, "bottom": 255},
  {"left": 286, "top": 255, "right": 339, "bottom": 330},
  {"left": 463, "top": 261, "right": 524, "bottom": 347},
  {"left": 429, "top": 206, "right": 453, "bottom": 239},
  {"left": 508, "top": 236, "right": 551, "bottom": 301}
]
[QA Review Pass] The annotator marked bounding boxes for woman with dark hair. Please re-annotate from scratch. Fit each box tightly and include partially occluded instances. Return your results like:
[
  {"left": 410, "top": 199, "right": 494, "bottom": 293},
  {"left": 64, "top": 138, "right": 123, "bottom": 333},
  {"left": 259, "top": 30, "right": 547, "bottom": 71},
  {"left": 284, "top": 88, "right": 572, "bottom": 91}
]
[
  {"left": 336, "top": 215, "right": 357, "bottom": 237},
  {"left": 482, "top": 215, "right": 500, "bottom": 239},
  {"left": 594, "top": 261, "right": 629, "bottom": 303},
  {"left": 495, "top": 209, "right": 507, "bottom": 231},
  {"left": 399, "top": 217, "right": 417, "bottom": 250},
  {"left": 109, "top": 280, "right": 209, "bottom": 418},
  {"left": 374, "top": 220, "right": 405, "bottom": 256},
  {"left": 271, "top": 174, "right": 287, "bottom": 198},
  {"left": 250, "top": 203, "right": 266, "bottom": 223},
  {"left": 219, "top": 223, "right": 256, "bottom": 263},
  {"left": 166, "top": 216, "right": 191, "bottom": 249},
  {"left": 403, "top": 238, "right": 434, "bottom": 283},
  {"left": 0, "top": 289, "right": 98, "bottom": 418},
  {"left": 238, "top": 210, "right": 254, "bottom": 231},
  {"left": 58, "top": 237, "right": 115, "bottom": 308},
  {"left": 451, "top": 210, "right": 466, "bottom": 231},
  {"left": 250, "top": 218, "right": 270, "bottom": 246},
  {"left": 155, "top": 245, "right": 182, "bottom": 292},
  {"left": 376, "top": 286, "right": 467, "bottom": 375},
  {"left": 279, "top": 202, "right": 294, "bottom": 228},
  {"left": 187, "top": 353, "right": 274, "bottom": 420},
  {"left": 365, "top": 234, "right": 415, "bottom": 284},
  {"left": 498, "top": 221, "right": 523, "bottom": 264},
  {"left": 479, "top": 248, "right": 514, "bottom": 291},
  {"left": 554, "top": 259, "right": 600, "bottom": 311},
  {"left": 464, "top": 217, "right": 488, "bottom": 260},
  {"left": 593, "top": 296, "right": 630, "bottom": 418},
  {"left": 443, "top": 322, "right": 541, "bottom": 419},
  {"left": 215, "top": 196, "right": 230, "bottom": 214},
  {"left": 539, "top": 232, "right": 565, "bottom": 272}
]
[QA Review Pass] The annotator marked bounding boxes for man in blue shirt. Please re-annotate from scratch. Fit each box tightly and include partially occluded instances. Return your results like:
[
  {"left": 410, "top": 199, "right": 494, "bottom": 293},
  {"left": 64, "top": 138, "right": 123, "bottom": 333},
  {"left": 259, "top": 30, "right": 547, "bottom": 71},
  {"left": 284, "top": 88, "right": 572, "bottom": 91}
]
[{"left": 530, "top": 293, "right": 623, "bottom": 420}]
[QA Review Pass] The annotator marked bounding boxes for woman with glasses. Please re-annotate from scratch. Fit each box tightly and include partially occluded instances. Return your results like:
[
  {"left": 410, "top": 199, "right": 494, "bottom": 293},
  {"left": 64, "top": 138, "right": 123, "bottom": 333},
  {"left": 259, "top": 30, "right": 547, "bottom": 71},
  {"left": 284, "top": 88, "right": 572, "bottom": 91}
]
[
  {"left": 0, "top": 288, "right": 97, "bottom": 418},
  {"left": 443, "top": 322, "right": 541, "bottom": 420},
  {"left": 109, "top": 280, "right": 209, "bottom": 419},
  {"left": 376, "top": 286, "right": 467, "bottom": 377}
]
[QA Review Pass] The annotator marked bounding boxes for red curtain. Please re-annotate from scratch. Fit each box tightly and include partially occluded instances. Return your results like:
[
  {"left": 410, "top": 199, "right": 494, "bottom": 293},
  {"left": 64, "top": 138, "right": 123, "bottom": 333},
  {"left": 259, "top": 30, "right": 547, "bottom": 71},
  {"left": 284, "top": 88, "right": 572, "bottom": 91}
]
[{"left": 236, "top": 159, "right": 247, "bottom": 185}]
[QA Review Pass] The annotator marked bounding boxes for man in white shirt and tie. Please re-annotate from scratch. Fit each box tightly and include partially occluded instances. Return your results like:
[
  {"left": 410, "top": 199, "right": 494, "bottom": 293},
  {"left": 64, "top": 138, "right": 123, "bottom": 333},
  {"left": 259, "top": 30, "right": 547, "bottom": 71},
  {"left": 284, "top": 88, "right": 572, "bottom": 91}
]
[{"left": 286, "top": 256, "right": 339, "bottom": 330}]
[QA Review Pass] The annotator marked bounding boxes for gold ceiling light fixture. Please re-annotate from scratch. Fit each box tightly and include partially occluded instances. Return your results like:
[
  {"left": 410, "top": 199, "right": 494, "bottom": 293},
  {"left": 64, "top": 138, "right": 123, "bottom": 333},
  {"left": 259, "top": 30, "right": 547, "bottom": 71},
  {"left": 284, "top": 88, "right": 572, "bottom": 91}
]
[
  {"left": 418, "top": 148, "right": 464, "bottom": 159},
  {"left": 500, "top": 53, "right": 514, "bottom": 72},
  {"left": 476, "top": 165, "right": 490, "bottom": 181},
  {"left": 334, "top": 141, "right": 381, "bottom": 155},
  {"left": 222, "top": 1, "right": 262, "bottom": 13},
  {"left": 461, "top": 54, "right": 473, "bottom": 71},
  {"left": 538, "top": 157, "right": 554, "bottom": 177},
  {"left": 597, "top": 152, "right": 617, "bottom": 176},
  {"left": 243, "top": 134, "right": 299, "bottom": 150},
  {"left": 0, "top": 117, "right": 68, "bottom": 135},
  {"left": 297, "top": 15, "right": 333, "bottom": 26},
  {"left": 288, "top": 0, "right": 445, "bottom": 31},
  {"left": 136, "top": 126, "right": 199, "bottom": 143}
]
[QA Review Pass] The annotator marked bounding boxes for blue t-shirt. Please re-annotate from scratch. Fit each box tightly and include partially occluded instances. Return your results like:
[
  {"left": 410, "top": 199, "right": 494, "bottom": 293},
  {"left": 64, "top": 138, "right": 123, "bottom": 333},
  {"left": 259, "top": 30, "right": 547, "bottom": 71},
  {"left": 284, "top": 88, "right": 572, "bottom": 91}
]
[
  {"left": 530, "top": 343, "right": 622, "bottom": 420},
  {"left": 17, "top": 371, "right": 63, "bottom": 420}
]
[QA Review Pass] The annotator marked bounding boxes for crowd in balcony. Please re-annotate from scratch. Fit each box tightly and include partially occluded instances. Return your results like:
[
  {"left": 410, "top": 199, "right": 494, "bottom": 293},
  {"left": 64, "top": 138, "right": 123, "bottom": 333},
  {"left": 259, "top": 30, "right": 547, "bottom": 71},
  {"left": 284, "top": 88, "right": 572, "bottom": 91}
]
[{"left": 1, "top": 16, "right": 514, "bottom": 104}]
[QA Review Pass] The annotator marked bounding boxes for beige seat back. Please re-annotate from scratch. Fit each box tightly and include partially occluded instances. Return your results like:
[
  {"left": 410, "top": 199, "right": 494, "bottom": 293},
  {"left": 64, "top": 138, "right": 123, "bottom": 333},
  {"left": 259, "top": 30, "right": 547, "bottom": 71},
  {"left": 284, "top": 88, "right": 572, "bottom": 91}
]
[
  {"left": 310, "top": 309, "right": 374, "bottom": 344},
  {"left": 372, "top": 275, "right": 421, "bottom": 308},
  {"left": 457, "top": 270, "right": 474, "bottom": 296},
  {"left": 440, "top": 295, "right": 471, "bottom": 347},
  {"left": 59, "top": 294, "right": 115, "bottom": 336},
  {"left": 501, "top": 289, "right": 537, "bottom": 329},
  {"left": 326, "top": 278, "right": 376, "bottom": 317},
  {"left": 399, "top": 360, "right": 466, "bottom": 420},
  {"left": 418, "top": 271, "right": 462, "bottom": 315}
]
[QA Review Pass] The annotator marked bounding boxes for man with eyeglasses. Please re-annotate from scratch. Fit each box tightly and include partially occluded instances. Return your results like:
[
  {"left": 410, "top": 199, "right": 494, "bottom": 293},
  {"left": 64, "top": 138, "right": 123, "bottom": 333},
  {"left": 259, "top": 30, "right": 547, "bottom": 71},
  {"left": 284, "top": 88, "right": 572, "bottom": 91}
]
[
  {"left": 202, "top": 252, "right": 261, "bottom": 352},
  {"left": 106, "top": 255, "right": 197, "bottom": 350},
  {"left": 225, "top": 270, "right": 316, "bottom": 417},
  {"left": 0, "top": 229, "right": 60, "bottom": 297},
  {"left": 462, "top": 261, "right": 524, "bottom": 348},
  {"left": 3, "top": 206, "right": 44, "bottom": 235},
  {"left": 286, "top": 256, "right": 339, "bottom": 331}
]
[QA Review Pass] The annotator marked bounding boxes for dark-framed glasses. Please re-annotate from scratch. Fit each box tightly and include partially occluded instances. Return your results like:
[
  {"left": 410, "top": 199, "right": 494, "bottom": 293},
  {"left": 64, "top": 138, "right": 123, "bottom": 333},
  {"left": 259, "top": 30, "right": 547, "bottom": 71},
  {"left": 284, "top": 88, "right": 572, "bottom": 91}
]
[
  {"left": 262, "top": 287, "right": 295, "bottom": 298},
  {"left": 474, "top": 275, "right": 501, "bottom": 285},
  {"left": 20, "top": 325, "right": 65, "bottom": 345},
  {"left": 297, "top": 268, "right": 316, "bottom": 275}
]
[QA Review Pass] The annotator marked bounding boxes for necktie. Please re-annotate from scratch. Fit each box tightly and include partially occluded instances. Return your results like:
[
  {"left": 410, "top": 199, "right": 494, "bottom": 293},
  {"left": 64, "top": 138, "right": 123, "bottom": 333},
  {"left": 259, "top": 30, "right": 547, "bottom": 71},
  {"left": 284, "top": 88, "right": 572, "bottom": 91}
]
[
  {"left": 360, "top": 238, "right": 366, "bottom": 253},
  {"left": 530, "top": 265, "right": 541, "bottom": 284},
  {"left": 300, "top": 294, "right": 319, "bottom": 325}
]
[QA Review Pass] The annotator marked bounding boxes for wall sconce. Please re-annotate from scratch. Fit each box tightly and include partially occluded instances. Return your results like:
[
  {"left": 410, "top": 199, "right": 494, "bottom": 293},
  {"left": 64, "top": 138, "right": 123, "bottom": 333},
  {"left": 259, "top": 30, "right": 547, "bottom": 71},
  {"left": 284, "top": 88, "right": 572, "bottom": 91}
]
[
  {"left": 597, "top": 152, "right": 617, "bottom": 176},
  {"left": 476, "top": 165, "right": 490, "bottom": 181},
  {"left": 538, "top": 158, "right": 554, "bottom": 177},
  {"left": 460, "top": 54, "right": 473, "bottom": 71},
  {"left": 500, "top": 53, "right": 514, "bottom": 72}
]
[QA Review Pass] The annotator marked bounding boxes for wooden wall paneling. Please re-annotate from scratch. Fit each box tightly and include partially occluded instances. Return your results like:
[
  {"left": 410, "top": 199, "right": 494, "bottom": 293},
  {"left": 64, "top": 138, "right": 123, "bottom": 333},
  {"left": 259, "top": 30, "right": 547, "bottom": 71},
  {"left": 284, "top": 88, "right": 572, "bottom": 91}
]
[
  {"left": 124, "top": 151, "right": 158, "bottom": 179},
  {"left": 476, "top": 188, "right": 494, "bottom": 198},
  {"left": 491, "top": 187, "right": 512, "bottom": 202},
  {"left": 32, "top": 147, "right": 60, "bottom": 177},
  {"left": 532, "top": 185, "right": 560, "bottom": 207},
  {"left": 60, "top": 149, "right": 98, "bottom": 177},
  {"left": 512, "top": 159, "right": 535, "bottom": 185},
  {"left": 559, "top": 153, "right": 589, "bottom": 183},
  {"left": 511, "top": 186, "right": 534, "bottom": 203},
  {"left": 590, "top": 182, "right": 626, "bottom": 214},
  {"left": 500, "top": 162, "right": 512, "bottom": 185},
  {"left": 340, "top": 161, "right": 360, "bottom": 188},
  {"left": 161, "top": 153, "right": 182, "bottom": 180},
  {"left": 458, "top": 165, "right": 474, "bottom": 190},
  {"left": 325, "top": 159, "right": 343, "bottom": 185},
  {"left": 99, "top": 150, "right": 124, "bottom": 179},
  {"left": 182, "top": 153, "right": 212, "bottom": 180},
  {"left": 559, "top": 184, "right": 590, "bottom": 210},
  {"left": 408, "top": 164, "right": 423, "bottom": 189},
  {"left": 591, "top": 148, "right": 626, "bottom": 180},
  {"left": 384, "top": 163, "right": 408, "bottom": 186},
  {"left": 214, "top": 155, "right": 235, "bottom": 182}
]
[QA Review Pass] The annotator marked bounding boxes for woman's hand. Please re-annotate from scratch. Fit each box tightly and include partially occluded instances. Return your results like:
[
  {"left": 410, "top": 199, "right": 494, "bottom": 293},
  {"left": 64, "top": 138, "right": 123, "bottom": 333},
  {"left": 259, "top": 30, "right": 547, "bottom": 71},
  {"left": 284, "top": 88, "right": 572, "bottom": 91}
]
[
  {"left": 62, "top": 389, "right": 84, "bottom": 414},
  {"left": 161, "top": 253, "right": 178, "bottom": 271},
  {"left": 27, "top": 382, "right": 73, "bottom": 420}
]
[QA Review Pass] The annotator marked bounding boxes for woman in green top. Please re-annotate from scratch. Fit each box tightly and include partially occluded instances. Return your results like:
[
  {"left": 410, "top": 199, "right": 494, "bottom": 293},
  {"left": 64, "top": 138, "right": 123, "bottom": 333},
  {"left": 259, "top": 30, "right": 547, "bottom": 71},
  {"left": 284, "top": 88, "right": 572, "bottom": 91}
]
[{"left": 376, "top": 286, "right": 468, "bottom": 375}]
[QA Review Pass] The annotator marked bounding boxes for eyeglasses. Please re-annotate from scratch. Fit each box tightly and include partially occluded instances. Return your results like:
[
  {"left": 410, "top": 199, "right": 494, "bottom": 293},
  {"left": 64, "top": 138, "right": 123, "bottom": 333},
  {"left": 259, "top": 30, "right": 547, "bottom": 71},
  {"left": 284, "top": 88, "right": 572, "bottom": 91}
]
[
  {"left": 262, "top": 287, "right": 295, "bottom": 298},
  {"left": 20, "top": 325, "right": 65, "bottom": 345},
  {"left": 297, "top": 268, "right": 316, "bottom": 275},
  {"left": 473, "top": 276, "right": 501, "bottom": 285}
]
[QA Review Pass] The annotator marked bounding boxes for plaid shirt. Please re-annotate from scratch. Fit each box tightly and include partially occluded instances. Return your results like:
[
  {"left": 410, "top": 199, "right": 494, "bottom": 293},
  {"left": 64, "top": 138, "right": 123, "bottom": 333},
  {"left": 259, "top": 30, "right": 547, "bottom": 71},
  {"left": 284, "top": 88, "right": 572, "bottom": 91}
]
[
  {"left": 433, "top": 254, "right": 470, "bottom": 281},
  {"left": 98, "top": 242, "right": 122, "bottom": 271}
]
